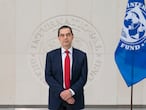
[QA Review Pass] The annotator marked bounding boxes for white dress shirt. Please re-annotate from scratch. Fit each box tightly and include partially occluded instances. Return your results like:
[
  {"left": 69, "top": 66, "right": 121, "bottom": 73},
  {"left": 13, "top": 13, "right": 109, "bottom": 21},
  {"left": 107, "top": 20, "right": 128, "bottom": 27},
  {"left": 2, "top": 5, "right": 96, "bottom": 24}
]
[{"left": 61, "top": 47, "right": 75, "bottom": 96}]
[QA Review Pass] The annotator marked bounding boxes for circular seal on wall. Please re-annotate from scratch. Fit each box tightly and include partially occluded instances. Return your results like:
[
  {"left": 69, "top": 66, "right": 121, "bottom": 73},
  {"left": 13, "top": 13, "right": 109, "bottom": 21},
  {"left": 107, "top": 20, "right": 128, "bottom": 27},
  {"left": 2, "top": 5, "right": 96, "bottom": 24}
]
[{"left": 28, "top": 15, "right": 104, "bottom": 87}]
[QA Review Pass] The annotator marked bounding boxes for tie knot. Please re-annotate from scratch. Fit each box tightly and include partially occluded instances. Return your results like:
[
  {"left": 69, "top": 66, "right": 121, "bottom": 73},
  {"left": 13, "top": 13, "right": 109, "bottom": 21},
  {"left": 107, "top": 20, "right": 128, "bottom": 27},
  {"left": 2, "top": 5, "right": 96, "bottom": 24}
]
[{"left": 65, "top": 50, "right": 69, "bottom": 54}]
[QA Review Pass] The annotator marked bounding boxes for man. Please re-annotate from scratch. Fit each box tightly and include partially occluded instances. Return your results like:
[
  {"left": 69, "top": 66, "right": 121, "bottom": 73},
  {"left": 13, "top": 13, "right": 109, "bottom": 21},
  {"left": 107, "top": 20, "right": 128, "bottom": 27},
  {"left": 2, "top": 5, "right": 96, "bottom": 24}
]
[{"left": 45, "top": 25, "right": 88, "bottom": 110}]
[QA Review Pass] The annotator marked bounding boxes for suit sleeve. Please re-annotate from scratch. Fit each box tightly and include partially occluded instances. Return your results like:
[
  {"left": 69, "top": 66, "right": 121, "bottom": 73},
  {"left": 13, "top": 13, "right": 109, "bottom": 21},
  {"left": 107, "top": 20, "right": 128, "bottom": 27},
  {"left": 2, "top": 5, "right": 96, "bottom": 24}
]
[
  {"left": 71, "top": 53, "right": 88, "bottom": 95},
  {"left": 45, "top": 53, "right": 64, "bottom": 96}
]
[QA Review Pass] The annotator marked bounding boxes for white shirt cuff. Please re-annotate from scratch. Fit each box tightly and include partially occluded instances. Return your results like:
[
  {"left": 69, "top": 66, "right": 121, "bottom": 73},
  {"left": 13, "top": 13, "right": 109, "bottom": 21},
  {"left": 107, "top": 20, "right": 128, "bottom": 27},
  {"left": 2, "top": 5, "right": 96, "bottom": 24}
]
[{"left": 69, "top": 88, "right": 75, "bottom": 96}]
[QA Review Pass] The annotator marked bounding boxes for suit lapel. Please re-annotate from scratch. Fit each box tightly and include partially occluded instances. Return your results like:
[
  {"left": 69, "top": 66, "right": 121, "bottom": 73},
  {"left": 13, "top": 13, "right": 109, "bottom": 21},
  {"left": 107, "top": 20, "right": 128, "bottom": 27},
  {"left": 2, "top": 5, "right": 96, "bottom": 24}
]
[
  {"left": 56, "top": 48, "right": 63, "bottom": 83},
  {"left": 72, "top": 48, "right": 76, "bottom": 78}
]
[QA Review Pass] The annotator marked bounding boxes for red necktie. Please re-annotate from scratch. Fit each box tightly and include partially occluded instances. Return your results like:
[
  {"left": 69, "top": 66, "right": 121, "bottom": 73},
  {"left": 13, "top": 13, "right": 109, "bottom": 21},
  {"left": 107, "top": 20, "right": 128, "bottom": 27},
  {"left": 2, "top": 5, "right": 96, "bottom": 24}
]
[{"left": 64, "top": 50, "right": 70, "bottom": 89}]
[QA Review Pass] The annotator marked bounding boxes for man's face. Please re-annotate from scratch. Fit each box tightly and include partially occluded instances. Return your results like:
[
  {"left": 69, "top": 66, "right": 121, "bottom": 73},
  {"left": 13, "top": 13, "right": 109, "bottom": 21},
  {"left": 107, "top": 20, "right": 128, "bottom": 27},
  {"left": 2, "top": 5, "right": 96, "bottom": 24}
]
[{"left": 58, "top": 28, "right": 74, "bottom": 49}]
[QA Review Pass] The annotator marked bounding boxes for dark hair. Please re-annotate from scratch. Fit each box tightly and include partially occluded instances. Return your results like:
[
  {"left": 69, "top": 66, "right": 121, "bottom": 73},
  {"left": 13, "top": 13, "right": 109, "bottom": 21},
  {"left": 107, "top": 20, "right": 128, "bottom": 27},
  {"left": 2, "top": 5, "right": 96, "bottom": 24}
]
[{"left": 58, "top": 25, "right": 73, "bottom": 37}]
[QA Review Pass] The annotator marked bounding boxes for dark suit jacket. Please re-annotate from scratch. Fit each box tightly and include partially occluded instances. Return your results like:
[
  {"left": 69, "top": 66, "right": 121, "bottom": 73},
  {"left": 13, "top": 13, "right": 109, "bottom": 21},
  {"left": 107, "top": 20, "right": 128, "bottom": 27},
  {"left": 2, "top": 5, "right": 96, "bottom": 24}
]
[{"left": 45, "top": 48, "right": 88, "bottom": 110}]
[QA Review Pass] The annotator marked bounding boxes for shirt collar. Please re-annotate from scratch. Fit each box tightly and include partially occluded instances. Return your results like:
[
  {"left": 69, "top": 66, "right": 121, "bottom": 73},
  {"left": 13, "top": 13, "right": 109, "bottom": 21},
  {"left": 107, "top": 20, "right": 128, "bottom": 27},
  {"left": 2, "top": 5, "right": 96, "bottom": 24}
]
[{"left": 61, "top": 47, "right": 73, "bottom": 54}]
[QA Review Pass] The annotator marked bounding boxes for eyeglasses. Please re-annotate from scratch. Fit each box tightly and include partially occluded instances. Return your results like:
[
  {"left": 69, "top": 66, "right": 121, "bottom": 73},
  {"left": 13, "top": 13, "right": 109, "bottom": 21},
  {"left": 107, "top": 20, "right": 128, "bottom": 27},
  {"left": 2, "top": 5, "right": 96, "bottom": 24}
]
[{"left": 59, "top": 33, "right": 72, "bottom": 37}]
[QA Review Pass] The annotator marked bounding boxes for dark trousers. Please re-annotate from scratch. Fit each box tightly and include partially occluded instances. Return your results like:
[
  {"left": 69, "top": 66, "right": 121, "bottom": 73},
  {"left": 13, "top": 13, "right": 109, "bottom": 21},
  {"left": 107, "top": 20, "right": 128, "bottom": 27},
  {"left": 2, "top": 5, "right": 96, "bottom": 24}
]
[{"left": 58, "top": 101, "right": 73, "bottom": 110}]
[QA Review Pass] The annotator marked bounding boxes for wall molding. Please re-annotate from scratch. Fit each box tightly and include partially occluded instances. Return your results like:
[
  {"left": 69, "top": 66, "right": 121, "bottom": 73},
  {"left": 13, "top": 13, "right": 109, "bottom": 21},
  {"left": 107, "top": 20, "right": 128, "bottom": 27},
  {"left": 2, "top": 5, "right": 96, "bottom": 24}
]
[{"left": 0, "top": 105, "right": 146, "bottom": 108}]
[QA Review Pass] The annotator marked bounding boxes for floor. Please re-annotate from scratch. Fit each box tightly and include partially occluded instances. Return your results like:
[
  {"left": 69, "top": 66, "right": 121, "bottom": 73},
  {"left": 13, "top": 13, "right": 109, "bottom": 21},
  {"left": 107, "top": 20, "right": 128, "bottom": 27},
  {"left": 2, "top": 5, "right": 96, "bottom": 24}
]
[{"left": 0, "top": 108, "right": 146, "bottom": 110}]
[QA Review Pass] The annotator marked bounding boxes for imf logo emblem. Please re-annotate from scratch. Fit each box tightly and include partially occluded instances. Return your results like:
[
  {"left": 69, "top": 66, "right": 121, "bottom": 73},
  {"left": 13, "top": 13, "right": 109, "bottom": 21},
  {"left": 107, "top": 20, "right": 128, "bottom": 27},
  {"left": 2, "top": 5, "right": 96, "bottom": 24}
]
[{"left": 120, "top": 2, "right": 146, "bottom": 50}]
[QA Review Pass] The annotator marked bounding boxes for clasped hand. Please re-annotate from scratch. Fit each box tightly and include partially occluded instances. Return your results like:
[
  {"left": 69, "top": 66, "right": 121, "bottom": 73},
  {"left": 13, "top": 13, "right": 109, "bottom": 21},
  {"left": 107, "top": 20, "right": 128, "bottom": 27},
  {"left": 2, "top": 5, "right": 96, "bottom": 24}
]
[{"left": 60, "top": 89, "right": 75, "bottom": 104}]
